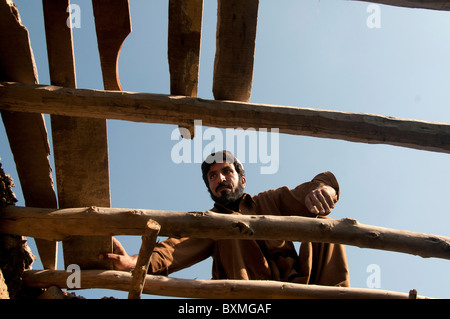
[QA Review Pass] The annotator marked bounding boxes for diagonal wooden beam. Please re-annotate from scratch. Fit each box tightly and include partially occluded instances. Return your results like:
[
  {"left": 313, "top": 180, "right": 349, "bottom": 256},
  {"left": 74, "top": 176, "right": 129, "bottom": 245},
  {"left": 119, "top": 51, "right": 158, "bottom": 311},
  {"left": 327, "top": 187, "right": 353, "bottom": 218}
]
[
  {"left": 0, "top": 82, "right": 449, "bottom": 154},
  {"left": 128, "top": 220, "right": 160, "bottom": 299},
  {"left": 0, "top": 0, "right": 58, "bottom": 270}
]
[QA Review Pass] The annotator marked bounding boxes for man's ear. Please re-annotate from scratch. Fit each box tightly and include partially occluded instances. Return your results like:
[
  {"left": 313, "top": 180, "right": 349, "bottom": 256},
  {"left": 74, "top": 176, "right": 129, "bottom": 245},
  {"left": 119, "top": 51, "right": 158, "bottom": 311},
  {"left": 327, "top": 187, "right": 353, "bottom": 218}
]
[{"left": 241, "top": 176, "right": 247, "bottom": 188}]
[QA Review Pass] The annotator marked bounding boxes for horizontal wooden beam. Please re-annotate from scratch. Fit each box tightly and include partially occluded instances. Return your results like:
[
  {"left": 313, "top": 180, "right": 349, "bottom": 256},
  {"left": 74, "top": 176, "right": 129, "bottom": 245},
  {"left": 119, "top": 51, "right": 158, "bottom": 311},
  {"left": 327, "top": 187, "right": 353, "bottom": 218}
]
[
  {"left": 355, "top": 0, "right": 450, "bottom": 11},
  {"left": 22, "top": 269, "right": 430, "bottom": 299},
  {"left": 1, "top": 205, "right": 450, "bottom": 260},
  {"left": 0, "top": 82, "right": 449, "bottom": 154}
]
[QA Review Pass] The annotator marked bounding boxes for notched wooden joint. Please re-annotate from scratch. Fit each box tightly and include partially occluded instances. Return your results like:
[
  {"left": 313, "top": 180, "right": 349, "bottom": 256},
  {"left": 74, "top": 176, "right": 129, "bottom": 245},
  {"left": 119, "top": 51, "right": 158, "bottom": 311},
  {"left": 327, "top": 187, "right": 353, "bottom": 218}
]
[
  {"left": 85, "top": 206, "right": 99, "bottom": 214},
  {"left": 232, "top": 221, "right": 254, "bottom": 236}
]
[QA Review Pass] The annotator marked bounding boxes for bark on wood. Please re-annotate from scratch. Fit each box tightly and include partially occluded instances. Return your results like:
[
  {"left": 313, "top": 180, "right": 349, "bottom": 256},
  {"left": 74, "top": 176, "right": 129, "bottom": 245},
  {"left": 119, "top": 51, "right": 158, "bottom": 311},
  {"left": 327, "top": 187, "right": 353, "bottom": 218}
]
[
  {"left": 42, "top": 0, "right": 113, "bottom": 270},
  {"left": 213, "top": 0, "right": 259, "bottom": 102},
  {"left": 1, "top": 205, "right": 450, "bottom": 261},
  {"left": 22, "top": 269, "right": 430, "bottom": 299},
  {"left": 354, "top": 0, "right": 450, "bottom": 10},
  {"left": 128, "top": 220, "right": 160, "bottom": 299},
  {"left": 0, "top": 0, "right": 58, "bottom": 270},
  {"left": 1, "top": 82, "right": 449, "bottom": 154}
]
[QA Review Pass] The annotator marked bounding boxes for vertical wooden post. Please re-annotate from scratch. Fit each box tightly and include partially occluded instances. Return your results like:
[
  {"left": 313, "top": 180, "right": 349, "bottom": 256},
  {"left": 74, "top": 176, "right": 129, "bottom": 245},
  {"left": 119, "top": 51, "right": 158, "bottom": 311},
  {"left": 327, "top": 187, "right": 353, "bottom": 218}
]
[
  {"left": 128, "top": 220, "right": 160, "bottom": 299},
  {"left": 213, "top": 0, "right": 259, "bottom": 102},
  {"left": 42, "top": 0, "right": 121, "bottom": 270},
  {"left": 168, "top": 0, "right": 203, "bottom": 138}
]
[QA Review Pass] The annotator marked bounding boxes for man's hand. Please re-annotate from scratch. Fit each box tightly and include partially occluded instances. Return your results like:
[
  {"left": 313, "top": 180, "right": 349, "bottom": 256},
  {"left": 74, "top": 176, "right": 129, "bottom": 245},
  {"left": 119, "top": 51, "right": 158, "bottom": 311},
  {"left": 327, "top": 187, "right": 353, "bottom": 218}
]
[
  {"left": 305, "top": 185, "right": 337, "bottom": 216},
  {"left": 99, "top": 237, "right": 138, "bottom": 271}
]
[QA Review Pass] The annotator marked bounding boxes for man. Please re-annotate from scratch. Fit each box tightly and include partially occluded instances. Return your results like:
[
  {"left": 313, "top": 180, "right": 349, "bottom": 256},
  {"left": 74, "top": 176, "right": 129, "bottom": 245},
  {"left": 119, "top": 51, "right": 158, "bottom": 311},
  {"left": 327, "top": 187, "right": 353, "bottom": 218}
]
[{"left": 103, "top": 151, "right": 350, "bottom": 287}]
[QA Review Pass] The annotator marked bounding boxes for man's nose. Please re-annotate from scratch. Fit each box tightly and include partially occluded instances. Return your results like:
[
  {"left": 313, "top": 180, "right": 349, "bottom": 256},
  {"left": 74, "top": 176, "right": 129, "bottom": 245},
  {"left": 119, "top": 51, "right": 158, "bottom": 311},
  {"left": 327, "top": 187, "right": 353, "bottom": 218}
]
[{"left": 218, "top": 173, "right": 226, "bottom": 182}]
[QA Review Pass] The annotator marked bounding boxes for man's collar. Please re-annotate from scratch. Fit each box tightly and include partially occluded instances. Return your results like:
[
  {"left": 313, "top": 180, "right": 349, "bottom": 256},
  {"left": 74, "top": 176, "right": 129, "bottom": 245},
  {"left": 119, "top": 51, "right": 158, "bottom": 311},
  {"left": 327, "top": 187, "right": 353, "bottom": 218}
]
[
  {"left": 213, "top": 193, "right": 255, "bottom": 214},
  {"left": 242, "top": 193, "right": 256, "bottom": 207}
]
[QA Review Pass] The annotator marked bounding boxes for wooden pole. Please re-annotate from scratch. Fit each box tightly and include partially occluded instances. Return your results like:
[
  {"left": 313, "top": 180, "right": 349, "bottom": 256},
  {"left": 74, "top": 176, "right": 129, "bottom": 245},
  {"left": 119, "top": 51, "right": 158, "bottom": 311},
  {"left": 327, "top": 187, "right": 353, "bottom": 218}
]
[
  {"left": 1, "top": 205, "right": 450, "bottom": 261},
  {"left": 21, "top": 269, "right": 431, "bottom": 299},
  {"left": 128, "top": 220, "right": 160, "bottom": 299},
  {"left": 0, "top": 82, "right": 449, "bottom": 154}
]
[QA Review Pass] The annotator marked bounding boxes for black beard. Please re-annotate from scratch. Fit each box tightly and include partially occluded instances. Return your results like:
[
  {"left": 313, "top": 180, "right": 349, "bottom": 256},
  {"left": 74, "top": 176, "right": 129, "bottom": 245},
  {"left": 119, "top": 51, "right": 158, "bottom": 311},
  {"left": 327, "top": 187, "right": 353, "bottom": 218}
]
[{"left": 210, "top": 181, "right": 245, "bottom": 208}]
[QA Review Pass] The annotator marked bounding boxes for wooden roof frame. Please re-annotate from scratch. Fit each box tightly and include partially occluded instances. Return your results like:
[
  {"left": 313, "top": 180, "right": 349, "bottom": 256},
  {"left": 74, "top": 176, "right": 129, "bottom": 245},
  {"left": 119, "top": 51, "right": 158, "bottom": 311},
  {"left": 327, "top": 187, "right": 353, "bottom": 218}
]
[{"left": 1, "top": 0, "right": 450, "bottom": 299}]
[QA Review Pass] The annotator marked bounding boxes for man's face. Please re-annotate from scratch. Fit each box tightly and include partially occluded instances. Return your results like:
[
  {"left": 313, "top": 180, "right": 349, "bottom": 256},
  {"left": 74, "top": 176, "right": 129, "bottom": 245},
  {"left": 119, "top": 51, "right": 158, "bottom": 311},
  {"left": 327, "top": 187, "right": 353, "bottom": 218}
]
[{"left": 206, "top": 162, "right": 246, "bottom": 206}]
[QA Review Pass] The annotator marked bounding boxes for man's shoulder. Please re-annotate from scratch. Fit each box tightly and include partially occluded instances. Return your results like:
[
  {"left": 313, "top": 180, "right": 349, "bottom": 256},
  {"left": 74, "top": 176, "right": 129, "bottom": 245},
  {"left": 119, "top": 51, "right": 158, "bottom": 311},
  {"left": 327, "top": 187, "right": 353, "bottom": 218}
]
[{"left": 250, "top": 186, "right": 291, "bottom": 201}]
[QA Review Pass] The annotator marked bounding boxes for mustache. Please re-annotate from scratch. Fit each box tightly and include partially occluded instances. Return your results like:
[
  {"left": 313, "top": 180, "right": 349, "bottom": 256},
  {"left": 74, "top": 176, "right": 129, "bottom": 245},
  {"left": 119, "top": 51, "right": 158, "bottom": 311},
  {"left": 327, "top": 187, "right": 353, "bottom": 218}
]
[{"left": 215, "top": 182, "right": 233, "bottom": 192}]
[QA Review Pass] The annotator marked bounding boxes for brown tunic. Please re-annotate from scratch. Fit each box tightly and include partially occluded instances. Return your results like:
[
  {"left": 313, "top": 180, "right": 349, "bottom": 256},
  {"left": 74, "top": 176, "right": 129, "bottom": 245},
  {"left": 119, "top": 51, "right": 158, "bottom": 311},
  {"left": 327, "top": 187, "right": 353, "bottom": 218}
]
[{"left": 149, "top": 171, "right": 350, "bottom": 287}]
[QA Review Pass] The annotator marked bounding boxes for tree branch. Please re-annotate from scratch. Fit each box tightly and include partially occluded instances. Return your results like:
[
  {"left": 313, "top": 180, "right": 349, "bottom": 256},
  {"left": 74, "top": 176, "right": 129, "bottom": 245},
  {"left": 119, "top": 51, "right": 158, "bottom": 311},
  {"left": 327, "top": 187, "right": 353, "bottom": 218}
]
[
  {"left": 1, "top": 205, "right": 450, "bottom": 260},
  {"left": 22, "top": 269, "right": 431, "bottom": 299}
]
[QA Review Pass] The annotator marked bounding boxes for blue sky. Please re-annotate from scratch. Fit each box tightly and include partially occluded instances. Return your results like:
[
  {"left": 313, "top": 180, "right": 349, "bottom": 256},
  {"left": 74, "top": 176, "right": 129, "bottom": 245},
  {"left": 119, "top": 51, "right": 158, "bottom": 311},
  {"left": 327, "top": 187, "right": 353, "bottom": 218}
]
[{"left": 1, "top": 0, "right": 450, "bottom": 299}]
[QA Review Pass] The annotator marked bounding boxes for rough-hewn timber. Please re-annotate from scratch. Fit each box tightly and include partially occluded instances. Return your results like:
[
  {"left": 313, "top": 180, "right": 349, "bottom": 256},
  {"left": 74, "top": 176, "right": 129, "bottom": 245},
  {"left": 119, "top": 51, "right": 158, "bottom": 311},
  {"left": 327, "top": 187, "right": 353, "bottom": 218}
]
[{"left": 0, "top": 82, "right": 449, "bottom": 154}]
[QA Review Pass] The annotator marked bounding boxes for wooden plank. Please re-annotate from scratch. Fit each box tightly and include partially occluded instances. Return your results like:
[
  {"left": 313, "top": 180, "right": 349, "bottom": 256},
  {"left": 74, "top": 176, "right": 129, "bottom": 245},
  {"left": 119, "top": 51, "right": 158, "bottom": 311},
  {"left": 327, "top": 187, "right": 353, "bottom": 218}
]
[
  {"left": 63, "top": 0, "right": 132, "bottom": 270},
  {"left": 168, "top": 0, "right": 203, "bottom": 138},
  {"left": 42, "top": 0, "right": 113, "bottom": 270},
  {"left": 92, "top": 0, "right": 131, "bottom": 91},
  {"left": 0, "top": 0, "right": 58, "bottom": 270},
  {"left": 1, "top": 82, "right": 449, "bottom": 154},
  {"left": 22, "top": 269, "right": 431, "bottom": 299},
  {"left": 213, "top": 0, "right": 259, "bottom": 102},
  {"left": 168, "top": 0, "right": 202, "bottom": 97},
  {"left": 51, "top": 117, "right": 112, "bottom": 270},
  {"left": 2, "top": 205, "right": 450, "bottom": 261}
]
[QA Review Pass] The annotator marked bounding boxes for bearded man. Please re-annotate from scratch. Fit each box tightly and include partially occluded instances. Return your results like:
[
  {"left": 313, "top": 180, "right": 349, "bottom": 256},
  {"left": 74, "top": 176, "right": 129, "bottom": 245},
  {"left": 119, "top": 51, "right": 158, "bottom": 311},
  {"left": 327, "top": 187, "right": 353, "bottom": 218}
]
[{"left": 103, "top": 151, "right": 350, "bottom": 287}]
